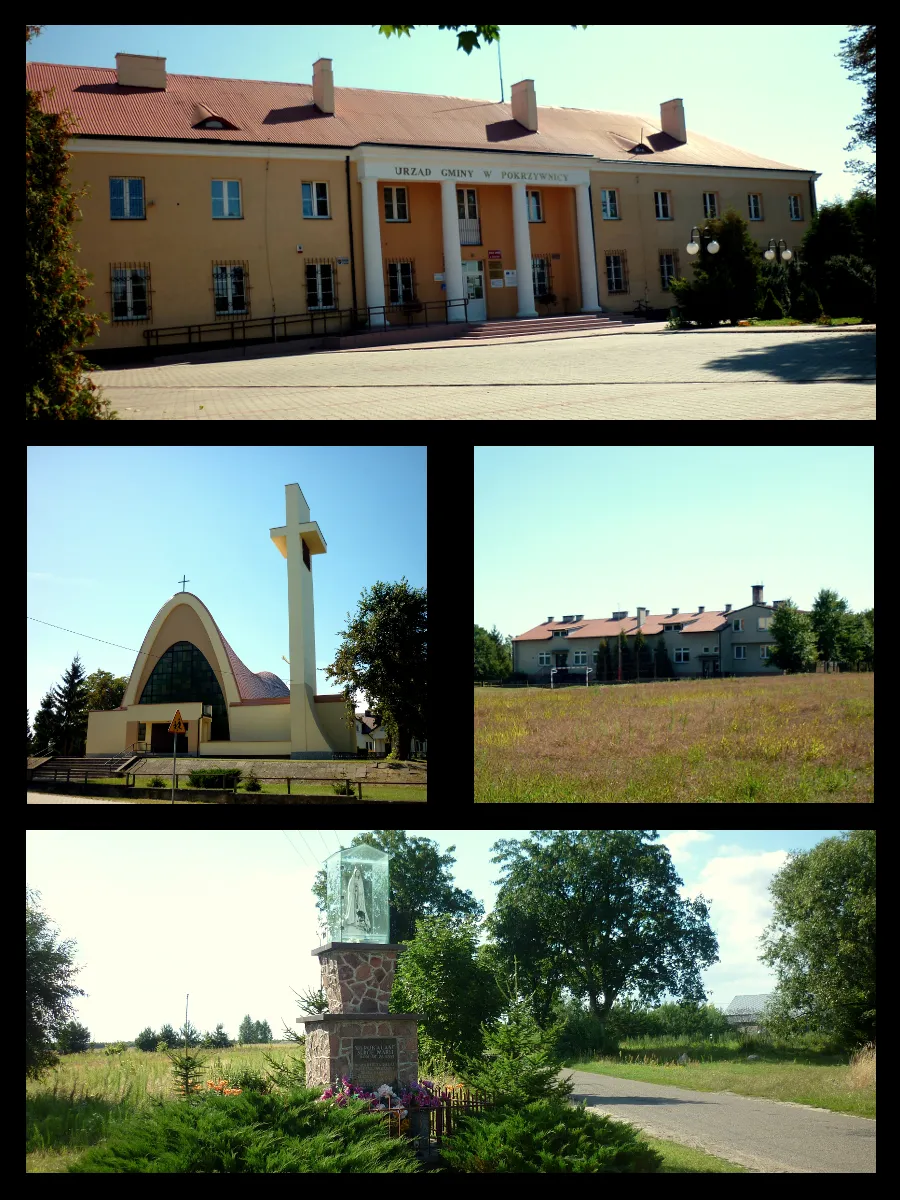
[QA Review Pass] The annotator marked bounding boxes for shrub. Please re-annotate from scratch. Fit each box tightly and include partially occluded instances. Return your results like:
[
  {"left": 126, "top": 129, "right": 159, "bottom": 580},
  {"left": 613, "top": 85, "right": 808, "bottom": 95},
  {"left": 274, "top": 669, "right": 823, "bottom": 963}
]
[
  {"left": 668, "top": 208, "right": 763, "bottom": 326},
  {"left": 759, "top": 288, "right": 785, "bottom": 319},
  {"left": 243, "top": 767, "right": 262, "bottom": 792},
  {"left": 439, "top": 1097, "right": 662, "bottom": 1174},
  {"left": 793, "top": 283, "right": 823, "bottom": 322},
  {"left": 148, "top": 776, "right": 166, "bottom": 788},
  {"left": 331, "top": 779, "right": 355, "bottom": 796},
  {"left": 68, "top": 1086, "right": 421, "bottom": 1173},
  {"left": 187, "top": 767, "right": 242, "bottom": 789},
  {"left": 104, "top": 1042, "right": 126, "bottom": 1056},
  {"left": 156, "top": 1041, "right": 169, "bottom": 1053},
  {"left": 817, "top": 254, "right": 875, "bottom": 319}
]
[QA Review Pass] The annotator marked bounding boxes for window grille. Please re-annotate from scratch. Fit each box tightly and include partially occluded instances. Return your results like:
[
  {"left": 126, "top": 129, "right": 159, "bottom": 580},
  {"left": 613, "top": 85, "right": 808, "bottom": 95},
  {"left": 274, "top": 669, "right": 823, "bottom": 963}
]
[
  {"left": 605, "top": 250, "right": 629, "bottom": 293},
  {"left": 386, "top": 259, "right": 416, "bottom": 304},
  {"left": 532, "top": 254, "right": 552, "bottom": 297},
  {"left": 457, "top": 188, "right": 478, "bottom": 220},
  {"left": 302, "top": 181, "right": 330, "bottom": 218},
  {"left": 659, "top": 249, "right": 680, "bottom": 290},
  {"left": 109, "top": 177, "right": 145, "bottom": 220},
  {"left": 109, "top": 262, "right": 151, "bottom": 321},
  {"left": 211, "top": 179, "right": 242, "bottom": 219},
  {"left": 306, "top": 259, "right": 337, "bottom": 309},
  {"left": 384, "top": 186, "right": 409, "bottom": 221},
  {"left": 212, "top": 261, "right": 249, "bottom": 317}
]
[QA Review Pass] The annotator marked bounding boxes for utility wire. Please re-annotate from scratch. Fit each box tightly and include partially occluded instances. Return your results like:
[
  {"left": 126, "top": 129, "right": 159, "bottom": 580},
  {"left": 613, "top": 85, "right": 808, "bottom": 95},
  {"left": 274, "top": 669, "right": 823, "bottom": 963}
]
[
  {"left": 315, "top": 829, "right": 331, "bottom": 858},
  {"left": 281, "top": 829, "right": 313, "bottom": 869},
  {"left": 296, "top": 830, "right": 321, "bottom": 868}
]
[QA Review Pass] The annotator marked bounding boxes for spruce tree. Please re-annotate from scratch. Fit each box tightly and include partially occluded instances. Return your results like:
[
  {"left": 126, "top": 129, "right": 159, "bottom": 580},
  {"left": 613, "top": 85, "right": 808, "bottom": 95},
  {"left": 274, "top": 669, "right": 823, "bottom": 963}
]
[
  {"left": 617, "top": 630, "right": 631, "bottom": 681},
  {"left": 158, "top": 1023, "right": 178, "bottom": 1049},
  {"left": 654, "top": 637, "right": 674, "bottom": 680},
  {"left": 209, "top": 1023, "right": 232, "bottom": 1049},
  {"left": 52, "top": 655, "right": 90, "bottom": 756},
  {"left": 134, "top": 1026, "right": 158, "bottom": 1052},
  {"left": 633, "top": 627, "right": 649, "bottom": 681},
  {"left": 32, "top": 690, "right": 60, "bottom": 755}
]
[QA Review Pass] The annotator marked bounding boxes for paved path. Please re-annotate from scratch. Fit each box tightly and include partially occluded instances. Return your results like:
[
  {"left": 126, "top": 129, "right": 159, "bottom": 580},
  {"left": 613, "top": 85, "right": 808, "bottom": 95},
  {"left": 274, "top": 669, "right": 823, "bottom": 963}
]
[
  {"left": 28, "top": 792, "right": 135, "bottom": 804},
  {"left": 92, "top": 329, "right": 875, "bottom": 420},
  {"left": 564, "top": 1068, "right": 875, "bottom": 1173}
]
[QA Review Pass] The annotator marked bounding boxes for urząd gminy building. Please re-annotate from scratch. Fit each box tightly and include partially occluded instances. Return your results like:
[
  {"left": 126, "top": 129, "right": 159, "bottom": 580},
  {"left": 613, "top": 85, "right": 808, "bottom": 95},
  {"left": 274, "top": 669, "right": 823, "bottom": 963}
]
[
  {"left": 513, "top": 585, "right": 792, "bottom": 682},
  {"left": 26, "top": 52, "right": 820, "bottom": 350}
]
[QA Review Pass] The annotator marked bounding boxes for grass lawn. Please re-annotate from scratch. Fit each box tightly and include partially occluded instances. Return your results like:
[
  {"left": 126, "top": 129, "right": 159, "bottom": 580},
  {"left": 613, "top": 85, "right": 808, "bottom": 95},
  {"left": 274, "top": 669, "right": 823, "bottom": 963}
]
[
  {"left": 77, "top": 778, "right": 426, "bottom": 801},
  {"left": 748, "top": 316, "right": 863, "bottom": 327},
  {"left": 475, "top": 673, "right": 873, "bottom": 802},
  {"left": 644, "top": 1134, "right": 748, "bottom": 1172}
]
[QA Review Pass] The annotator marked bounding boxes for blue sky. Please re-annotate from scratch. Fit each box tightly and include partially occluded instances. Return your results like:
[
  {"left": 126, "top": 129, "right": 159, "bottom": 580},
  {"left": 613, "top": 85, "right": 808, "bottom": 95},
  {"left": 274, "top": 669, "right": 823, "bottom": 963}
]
[
  {"left": 475, "top": 445, "right": 873, "bottom": 639},
  {"left": 26, "top": 447, "right": 425, "bottom": 720},
  {"left": 25, "top": 828, "right": 844, "bottom": 1040},
  {"left": 26, "top": 24, "right": 871, "bottom": 204}
]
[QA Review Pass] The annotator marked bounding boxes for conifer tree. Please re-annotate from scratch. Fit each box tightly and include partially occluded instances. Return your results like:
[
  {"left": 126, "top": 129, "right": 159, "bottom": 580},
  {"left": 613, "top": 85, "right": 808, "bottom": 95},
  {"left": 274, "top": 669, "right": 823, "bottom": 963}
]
[
  {"left": 134, "top": 1026, "right": 158, "bottom": 1052},
  {"left": 52, "top": 655, "right": 90, "bottom": 756},
  {"left": 633, "top": 627, "right": 648, "bottom": 681},
  {"left": 669, "top": 208, "right": 764, "bottom": 325},
  {"left": 654, "top": 637, "right": 674, "bottom": 680},
  {"left": 617, "top": 629, "right": 631, "bottom": 681},
  {"left": 238, "top": 1014, "right": 255, "bottom": 1044},
  {"left": 32, "top": 690, "right": 61, "bottom": 755},
  {"left": 158, "top": 1023, "right": 178, "bottom": 1049}
]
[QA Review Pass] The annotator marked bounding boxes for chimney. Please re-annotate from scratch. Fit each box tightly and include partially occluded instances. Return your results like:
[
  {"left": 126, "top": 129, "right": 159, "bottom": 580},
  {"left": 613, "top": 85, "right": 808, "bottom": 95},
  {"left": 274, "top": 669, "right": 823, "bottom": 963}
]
[
  {"left": 562, "top": 615, "right": 574, "bottom": 623},
  {"left": 752, "top": 584, "right": 764, "bottom": 606},
  {"left": 546, "top": 616, "right": 554, "bottom": 623},
  {"left": 116, "top": 52, "right": 166, "bottom": 90},
  {"left": 772, "top": 600, "right": 784, "bottom": 611},
  {"left": 671, "top": 607, "right": 680, "bottom": 616},
  {"left": 660, "top": 97, "right": 686, "bottom": 143},
  {"left": 725, "top": 604, "right": 732, "bottom": 612},
  {"left": 512, "top": 79, "right": 538, "bottom": 132},
  {"left": 313, "top": 57, "right": 335, "bottom": 114},
  {"left": 612, "top": 610, "right": 628, "bottom": 621},
  {"left": 636, "top": 606, "right": 648, "bottom": 627},
  {"left": 575, "top": 614, "right": 584, "bottom": 622},
  {"left": 698, "top": 606, "right": 705, "bottom": 614}
]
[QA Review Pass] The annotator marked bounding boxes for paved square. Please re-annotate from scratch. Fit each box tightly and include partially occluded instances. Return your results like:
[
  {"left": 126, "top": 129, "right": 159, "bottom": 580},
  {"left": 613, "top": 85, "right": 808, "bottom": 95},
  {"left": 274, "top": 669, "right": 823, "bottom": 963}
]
[{"left": 92, "top": 329, "right": 875, "bottom": 421}]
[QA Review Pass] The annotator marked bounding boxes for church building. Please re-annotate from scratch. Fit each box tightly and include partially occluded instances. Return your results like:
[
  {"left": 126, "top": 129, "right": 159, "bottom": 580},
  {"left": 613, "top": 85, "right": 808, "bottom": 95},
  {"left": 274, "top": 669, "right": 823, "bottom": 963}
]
[
  {"left": 26, "top": 52, "right": 819, "bottom": 351},
  {"left": 86, "top": 483, "right": 355, "bottom": 759}
]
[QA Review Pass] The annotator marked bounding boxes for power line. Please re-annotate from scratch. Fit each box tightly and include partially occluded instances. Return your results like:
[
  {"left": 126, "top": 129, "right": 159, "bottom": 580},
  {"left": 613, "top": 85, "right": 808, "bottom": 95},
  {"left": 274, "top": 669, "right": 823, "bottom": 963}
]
[
  {"left": 296, "top": 830, "right": 321, "bottom": 868},
  {"left": 315, "top": 829, "right": 331, "bottom": 858},
  {"left": 28, "top": 617, "right": 166, "bottom": 662},
  {"left": 281, "top": 829, "right": 313, "bottom": 869}
]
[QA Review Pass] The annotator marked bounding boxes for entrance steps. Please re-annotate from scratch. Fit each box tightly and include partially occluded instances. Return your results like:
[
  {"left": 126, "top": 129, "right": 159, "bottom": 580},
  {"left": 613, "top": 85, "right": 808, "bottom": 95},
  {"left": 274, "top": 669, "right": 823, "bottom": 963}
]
[{"left": 460, "top": 314, "right": 632, "bottom": 340}]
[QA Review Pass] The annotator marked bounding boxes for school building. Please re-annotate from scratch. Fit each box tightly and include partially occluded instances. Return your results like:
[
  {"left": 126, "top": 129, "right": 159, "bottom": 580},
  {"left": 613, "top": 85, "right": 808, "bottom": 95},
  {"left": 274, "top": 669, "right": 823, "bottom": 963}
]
[{"left": 26, "top": 52, "right": 820, "bottom": 350}]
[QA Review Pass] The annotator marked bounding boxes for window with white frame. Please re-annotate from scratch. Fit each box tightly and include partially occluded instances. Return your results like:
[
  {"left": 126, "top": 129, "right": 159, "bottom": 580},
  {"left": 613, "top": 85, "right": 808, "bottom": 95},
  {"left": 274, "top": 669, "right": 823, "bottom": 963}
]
[
  {"left": 757, "top": 616, "right": 774, "bottom": 631},
  {"left": 526, "top": 189, "right": 543, "bottom": 221},
  {"left": 674, "top": 647, "right": 690, "bottom": 663},
  {"left": 733, "top": 618, "right": 744, "bottom": 631},
  {"left": 302, "top": 181, "right": 330, "bottom": 218},
  {"left": 789, "top": 194, "right": 803, "bottom": 221},
  {"left": 111, "top": 265, "right": 149, "bottom": 320},
  {"left": 457, "top": 188, "right": 478, "bottom": 219},
  {"left": 760, "top": 645, "right": 773, "bottom": 659},
  {"left": 601, "top": 189, "right": 619, "bottom": 219},
  {"left": 654, "top": 191, "right": 672, "bottom": 220},
  {"left": 383, "top": 186, "right": 409, "bottom": 222},
  {"left": 703, "top": 192, "right": 718, "bottom": 219},
  {"left": 670, "top": 622, "right": 683, "bottom": 632},
  {"left": 213, "top": 263, "right": 247, "bottom": 315},
  {"left": 748, "top": 193, "right": 762, "bottom": 220},
  {"left": 388, "top": 261, "right": 415, "bottom": 304},
  {"left": 532, "top": 255, "right": 551, "bottom": 297},
  {"left": 306, "top": 262, "right": 335, "bottom": 309},
  {"left": 211, "top": 179, "right": 241, "bottom": 219},
  {"left": 109, "top": 177, "right": 145, "bottom": 219},
  {"left": 538, "top": 652, "right": 551, "bottom": 666},
  {"left": 703, "top": 647, "right": 710, "bottom": 654},
  {"left": 734, "top": 645, "right": 746, "bottom": 660},
  {"left": 659, "top": 251, "right": 679, "bottom": 290},
  {"left": 574, "top": 651, "right": 587, "bottom": 665},
  {"left": 605, "top": 253, "right": 627, "bottom": 293},
  {"left": 552, "top": 629, "right": 569, "bottom": 638}
]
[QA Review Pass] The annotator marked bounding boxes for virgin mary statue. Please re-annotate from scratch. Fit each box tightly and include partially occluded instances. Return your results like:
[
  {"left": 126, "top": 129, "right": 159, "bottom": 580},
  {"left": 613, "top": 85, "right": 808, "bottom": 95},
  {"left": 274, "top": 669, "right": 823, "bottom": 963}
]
[{"left": 343, "top": 866, "right": 370, "bottom": 933}]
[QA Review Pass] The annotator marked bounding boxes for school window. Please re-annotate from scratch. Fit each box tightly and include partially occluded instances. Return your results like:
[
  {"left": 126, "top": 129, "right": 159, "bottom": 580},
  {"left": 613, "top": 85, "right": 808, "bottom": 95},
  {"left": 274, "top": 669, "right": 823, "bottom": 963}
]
[
  {"left": 538, "top": 652, "right": 551, "bottom": 665},
  {"left": 573, "top": 651, "right": 587, "bottom": 665},
  {"left": 457, "top": 188, "right": 478, "bottom": 219},
  {"left": 384, "top": 186, "right": 409, "bottom": 221},
  {"left": 659, "top": 250, "right": 679, "bottom": 290},
  {"left": 733, "top": 618, "right": 744, "bottom": 632},
  {"left": 674, "top": 648, "right": 690, "bottom": 663},
  {"left": 760, "top": 645, "right": 773, "bottom": 659},
  {"left": 526, "top": 189, "right": 543, "bottom": 221},
  {"left": 110, "top": 265, "right": 150, "bottom": 320},
  {"left": 748, "top": 193, "right": 762, "bottom": 220},
  {"left": 601, "top": 189, "right": 619, "bottom": 219},
  {"left": 734, "top": 645, "right": 746, "bottom": 660},
  {"left": 211, "top": 179, "right": 241, "bottom": 219},
  {"left": 302, "top": 181, "right": 330, "bottom": 218},
  {"left": 654, "top": 191, "right": 672, "bottom": 220},
  {"left": 306, "top": 262, "right": 335, "bottom": 309},
  {"left": 552, "top": 629, "right": 569, "bottom": 638},
  {"left": 757, "top": 616, "right": 774, "bottom": 631},
  {"left": 670, "top": 623, "right": 683, "bottom": 632},
  {"left": 212, "top": 263, "right": 248, "bottom": 315},
  {"left": 532, "top": 255, "right": 551, "bottom": 297},
  {"left": 789, "top": 194, "right": 803, "bottom": 221},
  {"left": 605, "top": 252, "right": 628, "bottom": 293},
  {"left": 703, "top": 192, "right": 718, "bottom": 219},
  {"left": 109, "top": 177, "right": 145, "bottom": 220},
  {"left": 388, "top": 260, "right": 415, "bottom": 304}
]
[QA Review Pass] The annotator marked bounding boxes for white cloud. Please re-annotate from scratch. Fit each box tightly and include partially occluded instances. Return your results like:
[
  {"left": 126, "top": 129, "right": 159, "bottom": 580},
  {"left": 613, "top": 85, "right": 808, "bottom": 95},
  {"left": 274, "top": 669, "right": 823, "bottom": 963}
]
[{"left": 659, "top": 830, "right": 714, "bottom": 859}]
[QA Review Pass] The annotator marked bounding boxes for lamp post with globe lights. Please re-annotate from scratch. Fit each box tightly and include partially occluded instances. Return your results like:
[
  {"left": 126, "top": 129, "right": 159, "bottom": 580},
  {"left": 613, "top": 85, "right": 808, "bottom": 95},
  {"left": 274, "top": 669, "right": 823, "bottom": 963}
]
[
  {"left": 686, "top": 225, "right": 720, "bottom": 257},
  {"left": 764, "top": 238, "right": 793, "bottom": 265}
]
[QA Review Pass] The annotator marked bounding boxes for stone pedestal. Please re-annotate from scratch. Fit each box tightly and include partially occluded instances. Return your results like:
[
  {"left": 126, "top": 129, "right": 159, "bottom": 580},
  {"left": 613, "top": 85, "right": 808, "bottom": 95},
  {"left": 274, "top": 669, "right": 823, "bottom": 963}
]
[{"left": 302, "top": 941, "right": 420, "bottom": 1092}]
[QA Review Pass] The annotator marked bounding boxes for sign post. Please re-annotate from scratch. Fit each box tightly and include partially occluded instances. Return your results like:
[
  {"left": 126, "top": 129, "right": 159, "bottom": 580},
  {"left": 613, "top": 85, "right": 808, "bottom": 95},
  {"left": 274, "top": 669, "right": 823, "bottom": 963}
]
[{"left": 168, "top": 709, "right": 186, "bottom": 804}]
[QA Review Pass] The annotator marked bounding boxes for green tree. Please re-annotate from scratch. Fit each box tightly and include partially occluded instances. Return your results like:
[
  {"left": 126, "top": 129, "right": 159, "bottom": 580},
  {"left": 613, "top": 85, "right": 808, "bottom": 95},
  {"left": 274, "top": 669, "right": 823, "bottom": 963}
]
[
  {"left": 52, "top": 654, "right": 90, "bottom": 756},
  {"left": 158, "top": 1023, "right": 178, "bottom": 1049},
  {"left": 487, "top": 831, "right": 719, "bottom": 1034},
  {"left": 474, "top": 623, "right": 512, "bottom": 681},
  {"left": 760, "top": 830, "right": 875, "bottom": 1047},
  {"left": 817, "top": 255, "right": 876, "bottom": 320},
  {"left": 654, "top": 636, "right": 673, "bottom": 680},
  {"left": 135, "top": 1027, "right": 158, "bottom": 1052},
  {"left": 616, "top": 629, "right": 630, "bottom": 681},
  {"left": 603, "top": 637, "right": 615, "bottom": 682},
  {"left": 56, "top": 1020, "right": 91, "bottom": 1054},
  {"left": 238, "top": 1014, "right": 255, "bottom": 1044},
  {"left": 845, "top": 191, "right": 876, "bottom": 266},
  {"left": 84, "top": 669, "right": 129, "bottom": 713},
  {"left": 324, "top": 577, "right": 426, "bottom": 761},
  {"left": 26, "top": 887, "right": 86, "bottom": 1078},
  {"left": 759, "top": 287, "right": 785, "bottom": 320},
  {"left": 633, "top": 626, "right": 647, "bottom": 681},
  {"left": 767, "top": 600, "right": 818, "bottom": 673},
  {"left": 209, "top": 1023, "right": 232, "bottom": 1048},
  {"left": 178, "top": 1021, "right": 201, "bottom": 1049},
  {"left": 377, "top": 24, "right": 586, "bottom": 55},
  {"left": 32, "top": 690, "right": 60, "bottom": 755},
  {"left": 252, "top": 1020, "right": 272, "bottom": 1044},
  {"left": 837, "top": 25, "right": 876, "bottom": 191},
  {"left": 313, "top": 830, "right": 484, "bottom": 943},
  {"left": 808, "top": 588, "right": 850, "bottom": 670},
  {"left": 391, "top": 914, "right": 502, "bottom": 1074},
  {"left": 26, "top": 26, "right": 114, "bottom": 419},
  {"left": 669, "top": 208, "right": 764, "bottom": 325},
  {"left": 835, "top": 611, "right": 871, "bottom": 670}
]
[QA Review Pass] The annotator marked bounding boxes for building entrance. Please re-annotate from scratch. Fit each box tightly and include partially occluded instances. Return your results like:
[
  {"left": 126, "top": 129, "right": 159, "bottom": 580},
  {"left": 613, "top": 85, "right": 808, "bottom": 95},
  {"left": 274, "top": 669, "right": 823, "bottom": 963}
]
[
  {"left": 150, "top": 722, "right": 189, "bottom": 754},
  {"left": 462, "top": 260, "right": 486, "bottom": 322}
]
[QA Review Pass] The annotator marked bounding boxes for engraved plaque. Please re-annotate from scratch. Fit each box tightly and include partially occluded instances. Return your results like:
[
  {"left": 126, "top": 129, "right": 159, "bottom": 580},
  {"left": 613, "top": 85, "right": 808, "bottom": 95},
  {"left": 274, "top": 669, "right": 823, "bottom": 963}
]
[{"left": 352, "top": 1038, "right": 398, "bottom": 1089}]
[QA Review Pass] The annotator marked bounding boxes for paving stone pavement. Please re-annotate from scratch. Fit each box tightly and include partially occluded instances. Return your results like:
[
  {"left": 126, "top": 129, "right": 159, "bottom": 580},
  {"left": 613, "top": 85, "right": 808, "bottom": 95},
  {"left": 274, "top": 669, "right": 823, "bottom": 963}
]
[{"left": 92, "top": 329, "right": 875, "bottom": 421}]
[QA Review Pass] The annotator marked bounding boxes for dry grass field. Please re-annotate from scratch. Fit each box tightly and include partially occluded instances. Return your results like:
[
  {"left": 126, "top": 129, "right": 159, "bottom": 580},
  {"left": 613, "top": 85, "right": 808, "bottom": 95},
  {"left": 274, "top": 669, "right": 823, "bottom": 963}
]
[{"left": 474, "top": 673, "right": 873, "bottom": 802}]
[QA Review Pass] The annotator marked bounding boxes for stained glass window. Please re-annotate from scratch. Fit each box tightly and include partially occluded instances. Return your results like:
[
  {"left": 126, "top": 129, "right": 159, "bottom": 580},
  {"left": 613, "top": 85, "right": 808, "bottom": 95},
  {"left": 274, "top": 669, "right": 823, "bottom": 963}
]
[{"left": 138, "top": 640, "right": 229, "bottom": 740}]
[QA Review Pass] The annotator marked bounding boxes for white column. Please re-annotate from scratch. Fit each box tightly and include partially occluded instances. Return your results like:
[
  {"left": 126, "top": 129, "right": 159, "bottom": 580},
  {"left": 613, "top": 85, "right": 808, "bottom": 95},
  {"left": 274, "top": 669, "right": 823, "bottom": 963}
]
[
  {"left": 575, "top": 183, "right": 602, "bottom": 312},
  {"left": 440, "top": 180, "right": 466, "bottom": 322},
  {"left": 511, "top": 182, "right": 538, "bottom": 319},
  {"left": 360, "top": 176, "right": 387, "bottom": 326}
]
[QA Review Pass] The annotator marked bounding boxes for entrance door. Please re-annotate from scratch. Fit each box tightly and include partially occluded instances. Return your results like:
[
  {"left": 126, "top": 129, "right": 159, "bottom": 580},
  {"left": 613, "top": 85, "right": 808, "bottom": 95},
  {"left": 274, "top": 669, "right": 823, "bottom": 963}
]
[
  {"left": 462, "top": 260, "right": 486, "bottom": 322},
  {"left": 150, "top": 722, "right": 188, "bottom": 754}
]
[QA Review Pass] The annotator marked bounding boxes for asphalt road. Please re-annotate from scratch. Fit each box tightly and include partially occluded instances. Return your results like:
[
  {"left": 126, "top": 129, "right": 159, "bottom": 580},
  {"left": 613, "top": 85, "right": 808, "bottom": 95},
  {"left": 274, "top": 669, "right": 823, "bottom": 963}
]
[
  {"left": 27, "top": 792, "right": 135, "bottom": 803},
  {"left": 565, "top": 1068, "right": 875, "bottom": 1173}
]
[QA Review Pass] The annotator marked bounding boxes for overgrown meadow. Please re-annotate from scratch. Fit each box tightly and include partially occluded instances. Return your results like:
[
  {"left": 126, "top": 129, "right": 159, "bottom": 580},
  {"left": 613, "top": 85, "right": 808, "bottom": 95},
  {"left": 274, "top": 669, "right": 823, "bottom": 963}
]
[{"left": 474, "top": 673, "right": 873, "bottom": 801}]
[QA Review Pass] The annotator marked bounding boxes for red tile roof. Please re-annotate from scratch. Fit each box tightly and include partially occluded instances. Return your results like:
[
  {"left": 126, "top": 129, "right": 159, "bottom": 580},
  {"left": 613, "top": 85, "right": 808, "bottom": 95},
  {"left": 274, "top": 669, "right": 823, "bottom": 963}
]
[
  {"left": 514, "top": 610, "right": 735, "bottom": 640},
  {"left": 25, "top": 61, "right": 813, "bottom": 171}
]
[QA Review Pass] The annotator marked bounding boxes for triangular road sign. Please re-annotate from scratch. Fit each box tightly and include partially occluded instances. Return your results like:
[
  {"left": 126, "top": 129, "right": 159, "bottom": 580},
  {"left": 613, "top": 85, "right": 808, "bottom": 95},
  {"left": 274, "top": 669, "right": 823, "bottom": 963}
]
[{"left": 168, "top": 709, "right": 186, "bottom": 734}]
